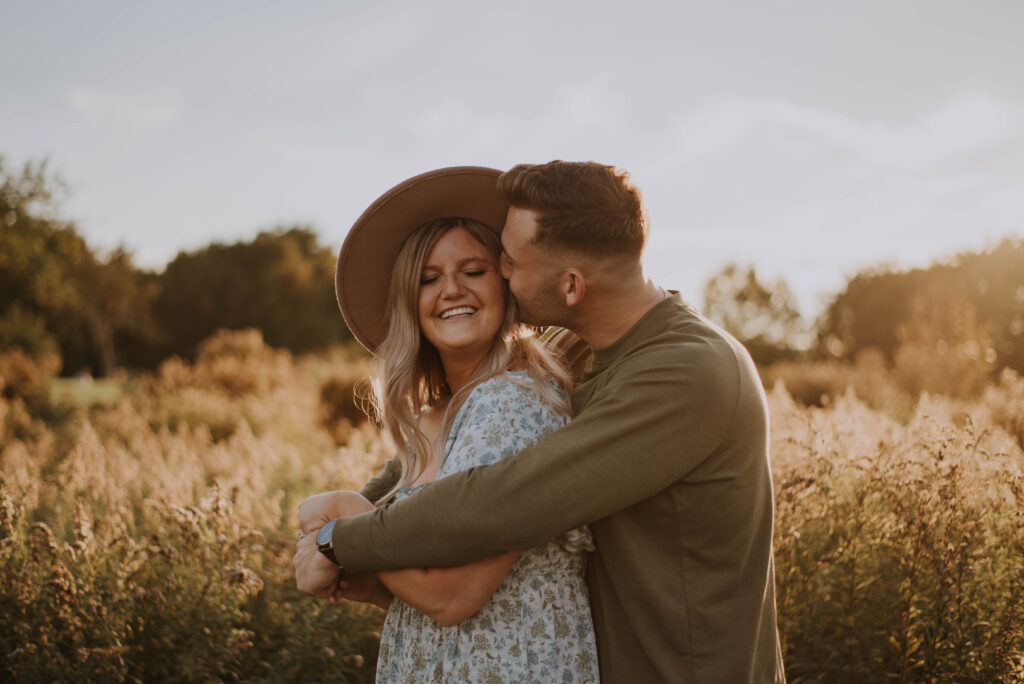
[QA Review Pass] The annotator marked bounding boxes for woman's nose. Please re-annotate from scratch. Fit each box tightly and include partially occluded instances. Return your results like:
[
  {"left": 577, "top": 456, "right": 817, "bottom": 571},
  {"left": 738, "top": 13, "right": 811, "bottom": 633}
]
[{"left": 441, "top": 274, "right": 465, "bottom": 297}]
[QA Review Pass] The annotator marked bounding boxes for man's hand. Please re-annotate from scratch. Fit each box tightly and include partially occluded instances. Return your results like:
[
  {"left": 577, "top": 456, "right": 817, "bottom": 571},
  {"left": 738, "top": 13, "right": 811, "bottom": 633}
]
[
  {"left": 293, "top": 533, "right": 342, "bottom": 597},
  {"left": 298, "top": 490, "right": 374, "bottom": 535}
]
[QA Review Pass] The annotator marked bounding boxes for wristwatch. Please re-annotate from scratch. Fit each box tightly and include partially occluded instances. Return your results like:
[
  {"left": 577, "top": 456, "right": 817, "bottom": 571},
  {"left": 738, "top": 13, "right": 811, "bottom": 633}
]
[{"left": 316, "top": 519, "right": 339, "bottom": 565}]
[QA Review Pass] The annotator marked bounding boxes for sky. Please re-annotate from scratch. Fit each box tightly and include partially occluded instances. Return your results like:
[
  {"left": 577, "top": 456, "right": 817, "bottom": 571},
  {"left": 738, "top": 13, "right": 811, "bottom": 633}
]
[{"left": 2, "top": 0, "right": 1023, "bottom": 319}]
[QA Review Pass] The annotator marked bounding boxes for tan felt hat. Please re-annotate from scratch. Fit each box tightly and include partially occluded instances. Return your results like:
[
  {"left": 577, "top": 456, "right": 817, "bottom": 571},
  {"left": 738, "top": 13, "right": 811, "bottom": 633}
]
[{"left": 336, "top": 166, "right": 509, "bottom": 353}]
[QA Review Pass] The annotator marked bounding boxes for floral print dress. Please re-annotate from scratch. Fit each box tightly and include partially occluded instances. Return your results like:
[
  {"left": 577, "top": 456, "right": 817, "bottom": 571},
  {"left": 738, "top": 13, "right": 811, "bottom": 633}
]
[{"left": 376, "top": 372, "right": 599, "bottom": 683}]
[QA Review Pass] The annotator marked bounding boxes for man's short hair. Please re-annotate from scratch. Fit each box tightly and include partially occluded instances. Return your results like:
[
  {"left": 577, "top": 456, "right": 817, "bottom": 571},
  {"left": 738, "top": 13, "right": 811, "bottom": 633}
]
[{"left": 497, "top": 160, "right": 648, "bottom": 260}]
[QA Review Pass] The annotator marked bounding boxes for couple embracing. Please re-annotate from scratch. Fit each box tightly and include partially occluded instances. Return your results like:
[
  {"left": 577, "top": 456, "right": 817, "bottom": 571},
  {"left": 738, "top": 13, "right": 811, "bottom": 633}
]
[{"left": 293, "top": 161, "right": 786, "bottom": 683}]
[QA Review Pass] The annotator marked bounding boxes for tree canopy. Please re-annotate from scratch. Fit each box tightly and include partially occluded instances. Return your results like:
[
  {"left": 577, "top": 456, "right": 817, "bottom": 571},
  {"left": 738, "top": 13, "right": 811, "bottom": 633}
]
[
  {"left": 816, "top": 239, "right": 1024, "bottom": 374},
  {"left": 154, "top": 227, "right": 351, "bottom": 360},
  {"left": 703, "top": 263, "right": 808, "bottom": 365},
  {"left": 0, "top": 158, "right": 158, "bottom": 375},
  {"left": 1, "top": 157, "right": 352, "bottom": 375}
]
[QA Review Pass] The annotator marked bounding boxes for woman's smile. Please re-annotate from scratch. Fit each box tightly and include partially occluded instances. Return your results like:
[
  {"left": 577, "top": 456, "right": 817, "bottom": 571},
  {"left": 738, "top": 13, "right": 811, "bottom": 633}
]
[
  {"left": 438, "top": 306, "right": 478, "bottom": 319},
  {"left": 417, "top": 227, "right": 505, "bottom": 366}
]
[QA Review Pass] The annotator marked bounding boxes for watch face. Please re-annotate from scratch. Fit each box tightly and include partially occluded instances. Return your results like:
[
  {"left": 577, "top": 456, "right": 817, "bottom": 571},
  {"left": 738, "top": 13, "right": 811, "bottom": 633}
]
[{"left": 317, "top": 519, "right": 336, "bottom": 547}]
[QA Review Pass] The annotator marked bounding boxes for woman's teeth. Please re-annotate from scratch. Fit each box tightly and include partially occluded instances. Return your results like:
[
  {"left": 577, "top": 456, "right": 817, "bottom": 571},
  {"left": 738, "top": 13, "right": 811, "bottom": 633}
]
[{"left": 439, "top": 307, "right": 477, "bottom": 319}]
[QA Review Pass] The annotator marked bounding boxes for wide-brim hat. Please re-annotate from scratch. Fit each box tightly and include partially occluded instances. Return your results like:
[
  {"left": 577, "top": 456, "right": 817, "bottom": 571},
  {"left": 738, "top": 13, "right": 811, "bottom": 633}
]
[{"left": 336, "top": 166, "right": 508, "bottom": 353}]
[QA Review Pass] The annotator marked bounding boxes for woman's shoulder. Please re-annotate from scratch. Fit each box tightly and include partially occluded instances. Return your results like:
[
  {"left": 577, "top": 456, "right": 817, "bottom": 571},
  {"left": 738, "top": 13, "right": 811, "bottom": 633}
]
[
  {"left": 467, "top": 371, "right": 547, "bottom": 407},
  {"left": 456, "top": 371, "right": 568, "bottom": 435},
  {"left": 441, "top": 371, "right": 567, "bottom": 470}
]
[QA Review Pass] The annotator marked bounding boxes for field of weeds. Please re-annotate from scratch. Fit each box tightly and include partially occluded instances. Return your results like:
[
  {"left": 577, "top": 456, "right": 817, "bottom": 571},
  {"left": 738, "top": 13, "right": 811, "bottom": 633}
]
[{"left": 2, "top": 329, "right": 1024, "bottom": 682}]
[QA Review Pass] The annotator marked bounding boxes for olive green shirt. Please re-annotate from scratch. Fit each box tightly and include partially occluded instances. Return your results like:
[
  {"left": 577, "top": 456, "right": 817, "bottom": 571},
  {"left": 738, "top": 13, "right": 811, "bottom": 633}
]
[{"left": 342, "top": 294, "right": 785, "bottom": 683}]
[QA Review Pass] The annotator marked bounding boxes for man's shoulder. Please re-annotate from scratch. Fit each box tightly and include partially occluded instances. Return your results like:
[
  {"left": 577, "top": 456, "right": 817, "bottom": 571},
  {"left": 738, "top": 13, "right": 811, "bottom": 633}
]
[
  {"left": 630, "top": 304, "right": 746, "bottom": 370},
  {"left": 598, "top": 305, "right": 766, "bottom": 418}
]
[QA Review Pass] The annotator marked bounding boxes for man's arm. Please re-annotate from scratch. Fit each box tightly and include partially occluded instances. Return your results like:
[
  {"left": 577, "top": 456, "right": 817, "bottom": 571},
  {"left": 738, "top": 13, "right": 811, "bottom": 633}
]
[
  {"left": 332, "top": 346, "right": 743, "bottom": 572},
  {"left": 296, "top": 490, "right": 519, "bottom": 624}
]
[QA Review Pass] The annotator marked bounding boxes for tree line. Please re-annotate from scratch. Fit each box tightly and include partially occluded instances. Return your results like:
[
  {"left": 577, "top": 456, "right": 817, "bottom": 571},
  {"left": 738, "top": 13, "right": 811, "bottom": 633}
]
[
  {"left": 3, "top": 156, "right": 1023, "bottom": 381},
  {"left": 703, "top": 239, "right": 1024, "bottom": 379},
  {"left": 1, "top": 157, "right": 351, "bottom": 376}
]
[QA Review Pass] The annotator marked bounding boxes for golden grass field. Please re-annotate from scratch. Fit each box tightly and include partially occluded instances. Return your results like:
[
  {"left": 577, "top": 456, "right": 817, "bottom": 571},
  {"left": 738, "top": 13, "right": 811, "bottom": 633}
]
[{"left": 2, "top": 329, "right": 1023, "bottom": 682}]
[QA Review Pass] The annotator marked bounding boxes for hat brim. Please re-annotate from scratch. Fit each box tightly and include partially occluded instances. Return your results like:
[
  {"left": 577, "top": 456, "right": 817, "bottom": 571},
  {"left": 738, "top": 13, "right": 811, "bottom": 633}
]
[{"left": 336, "top": 166, "right": 508, "bottom": 353}]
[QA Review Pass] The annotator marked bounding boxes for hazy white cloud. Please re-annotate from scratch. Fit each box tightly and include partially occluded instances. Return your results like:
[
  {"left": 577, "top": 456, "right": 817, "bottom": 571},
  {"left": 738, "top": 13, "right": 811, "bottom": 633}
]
[
  {"left": 637, "top": 93, "right": 1024, "bottom": 314},
  {"left": 67, "top": 86, "right": 184, "bottom": 130},
  {"left": 408, "top": 97, "right": 505, "bottom": 148},
  {"left": 402, "top": 76, "right": 623, "bottom": 157},
  {"left": 661, "top": 94, "right": 1022, "bottom": 172}
]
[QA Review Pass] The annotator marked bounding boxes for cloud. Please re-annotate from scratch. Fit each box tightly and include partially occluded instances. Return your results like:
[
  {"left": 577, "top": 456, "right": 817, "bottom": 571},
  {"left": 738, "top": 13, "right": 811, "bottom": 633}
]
[
  {"left": 637, "top": 93, "right": 1024, "bottom": 315},
  {"left": 660, "top": 94, "right": 1022, "bottom": 172},
  {"left": 67, "top": 86, "right": 183, "bottom": 130}
]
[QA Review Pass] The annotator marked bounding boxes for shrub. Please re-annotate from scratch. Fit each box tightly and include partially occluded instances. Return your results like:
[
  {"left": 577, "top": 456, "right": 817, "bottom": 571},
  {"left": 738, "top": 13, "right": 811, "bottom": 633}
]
[
  {"left": 979, "top": 369, "right": 1024, "bottom": 452},
  {"left": 771, "top": 389, "right": 1024, "bottom": 681},
  {"left": 0, "top": 332, "right": 390, "bottom": 682},
  {"left": 761, "top": 349, "right": 914, "bottom": 420},
  {"left": 0, "top": 347, "right": 60, "bottom": 406},
  {"left": 0, "top": 483, "right": 382, "bottom": 683}
]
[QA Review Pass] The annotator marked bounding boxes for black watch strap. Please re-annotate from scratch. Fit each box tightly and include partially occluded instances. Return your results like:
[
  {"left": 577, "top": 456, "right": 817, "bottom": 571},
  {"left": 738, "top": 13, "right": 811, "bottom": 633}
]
[{"left": 316, "top": 518, "right": 340, "bottom": 565}]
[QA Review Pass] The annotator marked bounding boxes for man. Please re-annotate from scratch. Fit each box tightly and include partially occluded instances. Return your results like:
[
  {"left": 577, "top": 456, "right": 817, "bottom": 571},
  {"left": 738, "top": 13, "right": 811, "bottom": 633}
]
[{"left": 296, "top": 161, "right": 786, "bottom": 682}]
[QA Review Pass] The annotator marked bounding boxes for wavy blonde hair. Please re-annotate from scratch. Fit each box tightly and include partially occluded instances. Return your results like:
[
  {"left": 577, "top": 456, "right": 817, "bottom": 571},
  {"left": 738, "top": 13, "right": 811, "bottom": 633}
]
[{"left": 369, "top": 217, "right": 572, "bottom": 505}]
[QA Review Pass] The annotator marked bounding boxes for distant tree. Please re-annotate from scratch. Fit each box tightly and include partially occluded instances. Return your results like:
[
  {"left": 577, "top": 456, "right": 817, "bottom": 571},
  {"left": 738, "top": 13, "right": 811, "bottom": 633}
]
[
  {"left": 69, "top": 248, "right": 163, "bottom": 372},
  {"left": 155, "top": 227, "right": 351, "bottom": 359},
  {"left": 815, "top": 268, "right": 924, "bottom": 361},
  {"left": 0, "top": 159, "right": 76, "bottom": 358},
  {"left": 703, "top": 263, "right": 808, "bottom": 365},
  {"left": 893, "top": 283, "right": 997, "bottom": 398},
  {"left": 817, "top": 239, "right": 1024, "bottom": 375},
  {"left": 0, "top": 156, "right": 158, "bottom": 375},
  {"left": 951, "top": 239, "right": 1024, "bottom": 373}
]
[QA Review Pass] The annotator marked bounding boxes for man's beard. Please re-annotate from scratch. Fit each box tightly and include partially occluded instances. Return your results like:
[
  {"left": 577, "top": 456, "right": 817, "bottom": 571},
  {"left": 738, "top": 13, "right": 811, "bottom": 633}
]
[{"left": 511, "top": 285, "right": 566, "bottom": 328}]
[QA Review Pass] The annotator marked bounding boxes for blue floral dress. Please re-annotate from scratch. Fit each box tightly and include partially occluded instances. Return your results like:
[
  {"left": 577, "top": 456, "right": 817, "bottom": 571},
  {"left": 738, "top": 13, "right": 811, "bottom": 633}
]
[{"left": 376, "top": 372, "right": 599, "bottom": 683}]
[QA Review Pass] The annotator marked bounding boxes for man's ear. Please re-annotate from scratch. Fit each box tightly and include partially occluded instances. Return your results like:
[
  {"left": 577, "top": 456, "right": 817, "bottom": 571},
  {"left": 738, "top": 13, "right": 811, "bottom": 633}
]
[{"left": 561, "top": 269, "right": 586, "bottom": 307}]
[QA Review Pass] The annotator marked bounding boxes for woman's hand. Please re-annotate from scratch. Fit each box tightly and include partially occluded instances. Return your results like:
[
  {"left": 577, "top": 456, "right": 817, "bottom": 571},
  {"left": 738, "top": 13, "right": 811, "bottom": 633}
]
[
  {"left": 331, "top": 571, "right": 393, "bottom": 610},
  {"left": 298, "top": 490, "right": 374, "bottom": 535},
  {"left": 293, "top": 534, "right": 344, "bottom": 598},
  {"left": 296, "top": 490, "right": 387, "bottom": 608}
]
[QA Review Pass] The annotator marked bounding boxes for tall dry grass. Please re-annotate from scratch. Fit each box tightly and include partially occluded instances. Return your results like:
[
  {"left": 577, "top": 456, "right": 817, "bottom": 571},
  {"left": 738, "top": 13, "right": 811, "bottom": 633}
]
[
  {"left": 771, "top": 382, "right": 1024, "bottom": 682},
  {"left": 1, "top": 330, "right": 387, "bottom": 682},
  {"left": 2, "top": 329, "right": 1023, "bottom": 681}
]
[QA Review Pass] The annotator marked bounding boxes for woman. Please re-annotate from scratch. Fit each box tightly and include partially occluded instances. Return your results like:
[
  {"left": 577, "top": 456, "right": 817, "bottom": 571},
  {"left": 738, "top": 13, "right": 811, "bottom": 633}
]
[{"left": 307, "top": 167, "right": 599, "bottom": 682}]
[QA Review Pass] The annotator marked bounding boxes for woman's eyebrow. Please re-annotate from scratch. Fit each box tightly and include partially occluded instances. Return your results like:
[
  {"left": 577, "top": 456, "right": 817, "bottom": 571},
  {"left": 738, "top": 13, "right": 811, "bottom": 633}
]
[{"left": 459, "top": 256, "right": 492, "bottom": 266}]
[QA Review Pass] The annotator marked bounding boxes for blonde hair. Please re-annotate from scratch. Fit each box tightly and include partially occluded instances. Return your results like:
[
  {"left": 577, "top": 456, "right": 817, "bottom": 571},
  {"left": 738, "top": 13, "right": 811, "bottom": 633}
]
[{"left": 369, "top": 217, "right": 572, "bottom": 505}]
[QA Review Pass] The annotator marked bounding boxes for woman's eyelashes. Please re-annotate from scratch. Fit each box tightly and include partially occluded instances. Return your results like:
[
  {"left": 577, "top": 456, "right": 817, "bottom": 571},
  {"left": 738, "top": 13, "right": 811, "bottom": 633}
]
[{"left": 420, "top": 268, "right": 490, "bottom": 285}]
